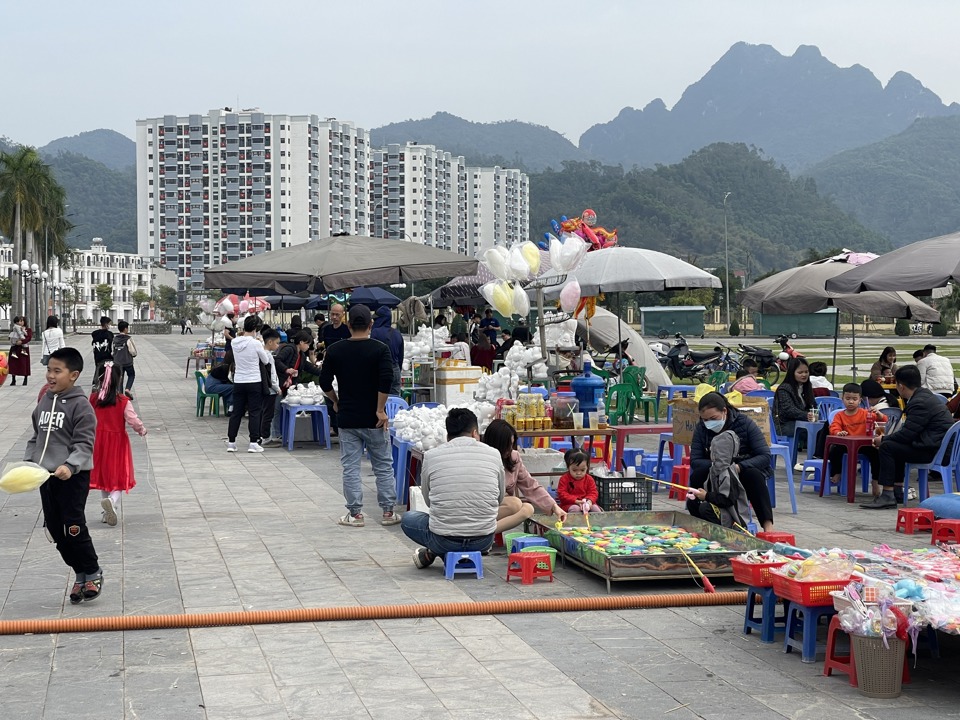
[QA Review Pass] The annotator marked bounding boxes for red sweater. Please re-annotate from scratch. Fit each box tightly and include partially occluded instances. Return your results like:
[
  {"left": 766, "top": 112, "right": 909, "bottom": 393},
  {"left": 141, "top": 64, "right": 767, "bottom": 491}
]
[{"left": 556, "top": 471, "right": 599, "bottom": 508}]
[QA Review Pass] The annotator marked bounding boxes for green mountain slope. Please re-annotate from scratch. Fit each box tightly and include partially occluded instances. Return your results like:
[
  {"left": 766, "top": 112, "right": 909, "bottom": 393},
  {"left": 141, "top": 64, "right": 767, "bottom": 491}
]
[
  {"left": 40, "top": 129, "right": 135, "bottom": 171},
  {"left": 46, "top": 151, "right": 137, "bottom": 253},
  {"left": 371, "top": 112, "right": 588, "bottom": 171},
  {"left": 529, "top": 143, "right": 890, "bottom": 276},
  {"left": 804, "top": 116, "right": 960, "bottom": 245}
]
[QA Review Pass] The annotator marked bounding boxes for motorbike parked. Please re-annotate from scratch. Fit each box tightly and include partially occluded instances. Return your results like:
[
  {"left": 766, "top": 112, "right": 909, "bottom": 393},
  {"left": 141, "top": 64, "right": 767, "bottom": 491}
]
[
  {"left": 662, "top": 334, "right": 723, "bottom": 382},
  {"left": 737, "top": 334, "right": 804, "bottom": 386}
]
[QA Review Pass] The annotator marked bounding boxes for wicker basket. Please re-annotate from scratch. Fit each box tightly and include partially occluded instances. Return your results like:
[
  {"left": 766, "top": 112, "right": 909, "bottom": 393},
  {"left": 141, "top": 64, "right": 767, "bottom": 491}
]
[{"left": 851, "top": 635, "right": 906, "bottom": 698}]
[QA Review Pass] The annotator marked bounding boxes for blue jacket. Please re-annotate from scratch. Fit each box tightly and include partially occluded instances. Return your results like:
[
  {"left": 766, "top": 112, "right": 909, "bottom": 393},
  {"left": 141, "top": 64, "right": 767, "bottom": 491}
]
[
  {"left": 691, "top": 407, "right": 772, "bottom": 479},
  {"left": 371, "top": 306, "right": 404, "bottom": 366}
]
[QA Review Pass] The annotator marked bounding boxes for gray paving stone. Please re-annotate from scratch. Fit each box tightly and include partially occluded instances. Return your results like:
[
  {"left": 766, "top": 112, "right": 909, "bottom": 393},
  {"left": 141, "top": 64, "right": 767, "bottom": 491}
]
[{"left": 3, "top": 334, "right": 960, "bottom": 718}]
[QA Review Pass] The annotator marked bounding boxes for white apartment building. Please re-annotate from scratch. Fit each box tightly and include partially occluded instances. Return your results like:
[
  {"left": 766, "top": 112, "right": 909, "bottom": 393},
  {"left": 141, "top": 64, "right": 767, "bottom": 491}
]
[
  {"left": 370, "top": 143, "right": 468, "bottom": 253},
  {"left": 369, "top": 144, "right": 528, "bottom": 258},
  {"left": 136, "top": 109, "right": 370, "bottom": 295},
  {"left": 0, "top": 238, "right": 153, "bottom": 324},
  {"left": 466, "top": 167, "right": 530, "bottom": 256}
]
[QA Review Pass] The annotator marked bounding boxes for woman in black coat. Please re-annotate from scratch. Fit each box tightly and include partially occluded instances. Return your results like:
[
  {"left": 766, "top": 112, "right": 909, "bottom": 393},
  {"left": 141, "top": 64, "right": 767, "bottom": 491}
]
[{"left": 690, "top": 392, "right": 775, "bottom": 532}]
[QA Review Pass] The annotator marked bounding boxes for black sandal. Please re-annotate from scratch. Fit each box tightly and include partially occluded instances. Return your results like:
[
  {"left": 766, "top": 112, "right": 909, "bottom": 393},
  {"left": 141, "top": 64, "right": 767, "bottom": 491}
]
[
  {"left": 82, "top": 575, "right": 102, "bottom": 601},
  {"left": 69, "top": 582, "right": 84, "bottom": 605}
]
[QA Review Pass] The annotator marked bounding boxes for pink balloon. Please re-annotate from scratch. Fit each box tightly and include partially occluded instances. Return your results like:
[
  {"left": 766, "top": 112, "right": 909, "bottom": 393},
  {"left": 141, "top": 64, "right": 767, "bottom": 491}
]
[
  {"left": 239, "top": 300, "right": 249, "bottom": 314},
  {"left": 559, "top": 279, "right": 581, "bottom": 314}
]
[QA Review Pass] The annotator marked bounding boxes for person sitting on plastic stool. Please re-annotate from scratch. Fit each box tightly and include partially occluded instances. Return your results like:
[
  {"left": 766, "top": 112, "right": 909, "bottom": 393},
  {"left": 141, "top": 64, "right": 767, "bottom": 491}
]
[{"left": 401, "top": 408, "right": 504, "bottom": 569}]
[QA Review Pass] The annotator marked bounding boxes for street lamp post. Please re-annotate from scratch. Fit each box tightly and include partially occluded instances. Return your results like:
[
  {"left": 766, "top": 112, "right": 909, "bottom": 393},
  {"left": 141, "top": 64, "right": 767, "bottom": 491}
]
[{"left": 723, "top": 192, "right": 732, "bottom": 330}]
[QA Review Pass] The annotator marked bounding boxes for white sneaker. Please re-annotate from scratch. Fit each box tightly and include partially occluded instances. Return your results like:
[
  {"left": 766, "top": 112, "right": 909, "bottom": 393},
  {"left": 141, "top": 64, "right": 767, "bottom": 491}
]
[
  {"left": 247, "top": 442, "right": 264, "bottom": 453},
  {"left": 793, "top": 462, "right": 805, "bottom": 472},
  {"left": 101, "top": 498, "right": 118, "bottom": 527},
  {"left": 226, "top": 442, "right": 238, "bottom": 453}
]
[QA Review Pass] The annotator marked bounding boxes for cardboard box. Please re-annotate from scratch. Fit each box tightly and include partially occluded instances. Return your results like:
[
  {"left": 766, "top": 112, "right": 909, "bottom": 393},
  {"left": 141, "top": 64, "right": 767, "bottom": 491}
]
[
  {"left": 436, "top": 365, "right": 483, "bottom": 406},
  {"left": 671, "top": 396, "right": 771, "bottom": 446}
]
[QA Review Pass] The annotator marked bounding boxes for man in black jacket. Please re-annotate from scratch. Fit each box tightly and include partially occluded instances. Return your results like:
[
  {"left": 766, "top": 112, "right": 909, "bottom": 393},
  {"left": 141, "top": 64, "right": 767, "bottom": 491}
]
[{"left": 862, "top": 365, "right": 955, "bottom": 509}]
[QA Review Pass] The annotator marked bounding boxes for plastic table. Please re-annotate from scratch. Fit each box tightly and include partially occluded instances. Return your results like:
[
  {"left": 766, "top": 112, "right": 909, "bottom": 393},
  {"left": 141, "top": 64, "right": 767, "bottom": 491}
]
[{"left": 820, "top": 435, "right": 873, "bottom": 502}]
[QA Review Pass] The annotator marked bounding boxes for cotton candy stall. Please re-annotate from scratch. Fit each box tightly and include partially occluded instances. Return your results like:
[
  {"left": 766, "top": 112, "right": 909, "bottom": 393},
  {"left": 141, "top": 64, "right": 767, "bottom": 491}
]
[{"left": 392, "top": 402, "right": 496, "bottom": 452}]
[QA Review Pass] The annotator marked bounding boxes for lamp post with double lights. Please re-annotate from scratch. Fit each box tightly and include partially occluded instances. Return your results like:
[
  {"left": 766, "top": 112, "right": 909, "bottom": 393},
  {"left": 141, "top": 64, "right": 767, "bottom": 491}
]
[{"left": 20, "top": 261, "right": 47, "bottom": 336}]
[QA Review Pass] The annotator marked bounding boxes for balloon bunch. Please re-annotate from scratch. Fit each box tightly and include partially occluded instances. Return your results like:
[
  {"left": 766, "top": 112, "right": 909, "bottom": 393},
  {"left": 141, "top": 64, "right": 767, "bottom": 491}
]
[
  {"left": 479, "top": 241, "right": 544, "bottom": 317},
  {"left": 198, "top": 296, "right": 235, "bottom": 332}
]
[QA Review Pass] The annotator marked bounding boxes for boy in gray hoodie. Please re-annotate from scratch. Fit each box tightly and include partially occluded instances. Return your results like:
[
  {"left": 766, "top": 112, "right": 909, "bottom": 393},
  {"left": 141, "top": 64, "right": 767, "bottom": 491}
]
[
  {"left": 25, "top": 347, "right": 102, "bottom": 604},
  {"left": 686, "top": 429, "right": 751, "bottom": 529}
]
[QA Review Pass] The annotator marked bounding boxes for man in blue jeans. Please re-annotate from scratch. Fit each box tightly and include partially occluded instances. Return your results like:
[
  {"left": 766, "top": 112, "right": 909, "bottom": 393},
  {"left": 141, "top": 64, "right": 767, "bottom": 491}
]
[
  {"left": 401, "top": 408, "right": 504, "bottom": 568},
  {"left": 319, "top": 304, "right": 400, "bottom": 527}
]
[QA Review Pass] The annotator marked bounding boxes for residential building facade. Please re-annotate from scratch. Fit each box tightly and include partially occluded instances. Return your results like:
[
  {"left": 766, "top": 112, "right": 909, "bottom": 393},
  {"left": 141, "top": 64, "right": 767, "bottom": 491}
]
[
  {"left": 0, "top": 237, "right": 153, "bottom": 324},
  {"left": 136, "top": 109, "right": 369, "bottom": 295},
  {"left": 465, "top": 167, "right": 529, "bottom": 256}
]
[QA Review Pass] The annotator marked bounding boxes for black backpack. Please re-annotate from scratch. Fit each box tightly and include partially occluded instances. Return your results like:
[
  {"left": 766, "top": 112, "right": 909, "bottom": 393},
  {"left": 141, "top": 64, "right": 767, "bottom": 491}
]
[{"left": 112, "top": 334, "right": 135, "bottom": 366}]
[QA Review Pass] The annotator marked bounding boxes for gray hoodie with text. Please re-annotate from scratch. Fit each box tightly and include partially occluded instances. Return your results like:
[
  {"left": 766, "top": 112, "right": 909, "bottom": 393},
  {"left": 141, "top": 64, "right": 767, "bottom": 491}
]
[{"left": 25, "top": 385, "right": 97, "bottom": 474}]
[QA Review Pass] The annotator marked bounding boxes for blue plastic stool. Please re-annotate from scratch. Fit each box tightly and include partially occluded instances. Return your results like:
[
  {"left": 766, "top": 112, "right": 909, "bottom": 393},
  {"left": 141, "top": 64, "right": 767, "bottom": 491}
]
[
  {"left": 743, "top": 586, "right": 786, "bottom": 643},
  {"left": 820, "top": 456, "right": 872, "bottom": 497},
  {"left": 512, "top": 536, "right": 549, "bottom": 553},
  {"left": 444, "top": 551, "right": 484, "bottom": 580},
  {"left": 799, "top": 460, "right": 823, "bottom": 494},
  {"left": 281, "top": 404, "right": 331, "bottom": 451},
  {"left": 550, "top": 441, "right": 574, "bottom": 453},
  {"left": 783, "top": 601, "right": 837, "bottom": 663},
  {"left": 618, "top": 447, "right": 644, "bottom": 471},
  {"left": 392, "top": 436, "right": 414, "bottom": 506}
]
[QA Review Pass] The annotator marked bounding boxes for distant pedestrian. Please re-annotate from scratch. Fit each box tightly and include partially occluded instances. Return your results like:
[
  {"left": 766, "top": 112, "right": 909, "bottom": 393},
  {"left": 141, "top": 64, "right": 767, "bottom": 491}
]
[
  {"left": 179, "top": 317, "right": 186, "bottom": 335},
  {"left": 89, "top": 361, "right": 147, "bottom": 527},
  {"left": 319, "top": 305, "right": 399, "bottom": 527},
  {"left": 111, "top": 321, "right": 138, "bottom": 398},
  {"left": 41, "top": 315, "right": 66, "bottom": 366},
  {"left": 7, "top": 315, "right": 31, "bottom": 386},
  {"left": 185, "top": 318, "right": 193, "bottom": 334},
  {"left": 91, "top": 316, "right": 114, "bottom": 369}
]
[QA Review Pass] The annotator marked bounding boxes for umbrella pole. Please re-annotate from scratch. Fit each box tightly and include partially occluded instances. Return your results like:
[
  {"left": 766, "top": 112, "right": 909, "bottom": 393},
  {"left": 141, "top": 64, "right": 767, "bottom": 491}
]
[
  {"left": 851, "top": 315, "right": 857, "bottom": 381},
  {"left": 831, "top": 311, "right": 839, "bottom": 386}
]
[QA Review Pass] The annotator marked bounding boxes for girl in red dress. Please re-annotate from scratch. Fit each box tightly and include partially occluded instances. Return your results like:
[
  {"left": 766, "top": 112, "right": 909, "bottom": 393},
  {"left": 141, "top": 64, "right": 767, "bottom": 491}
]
[{"left": 89, "top": 362, "right": 147, "bottom": 526}]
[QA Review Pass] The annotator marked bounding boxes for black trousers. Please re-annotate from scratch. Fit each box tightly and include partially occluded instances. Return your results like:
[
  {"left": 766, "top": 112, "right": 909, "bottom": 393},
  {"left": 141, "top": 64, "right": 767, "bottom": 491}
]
[
  {"left": 829, "top": 444, "right": 879, "bottom": 480},
  {"left": 228, "top": 382, "right": 263, "bottom": 443},
  {"left": 878, "top": 438, "right": 936, "bottom": 488},
  {"left": 122, "top": 363, "right": 135, "bottom": 391},
  {"left": 260, "top": 392, "right": 277, "bottom": 441},
  {"left": 691, "top": 466, "right": 773, "bottom": 528},
  {"left": 39, "top": 471, "right": 100, "bottom": 576}
]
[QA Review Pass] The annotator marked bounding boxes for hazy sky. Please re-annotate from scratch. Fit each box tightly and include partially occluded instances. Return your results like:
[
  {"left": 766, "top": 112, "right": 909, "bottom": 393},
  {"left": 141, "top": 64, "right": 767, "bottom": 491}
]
[{"left": 6, "top": 0, "right": 959, "bottom": 147}]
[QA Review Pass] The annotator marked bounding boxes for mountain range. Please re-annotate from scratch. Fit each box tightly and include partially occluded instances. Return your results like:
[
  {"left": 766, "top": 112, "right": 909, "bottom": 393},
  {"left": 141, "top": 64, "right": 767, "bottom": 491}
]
[{"left": 2, "top": 42, "right": 959, "bottom": 261}]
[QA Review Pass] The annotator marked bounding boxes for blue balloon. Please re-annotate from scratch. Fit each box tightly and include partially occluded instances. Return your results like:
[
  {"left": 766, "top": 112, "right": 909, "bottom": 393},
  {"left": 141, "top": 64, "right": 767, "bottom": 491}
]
[
  {"left": 560, "top": 215, "right": 568, "bottom": 222},
  {"left": 550, "top": 219, "right": 561, "bottom": 236},
  {"left": 537, "top": 241, "right": 549, "bottom": 250}
]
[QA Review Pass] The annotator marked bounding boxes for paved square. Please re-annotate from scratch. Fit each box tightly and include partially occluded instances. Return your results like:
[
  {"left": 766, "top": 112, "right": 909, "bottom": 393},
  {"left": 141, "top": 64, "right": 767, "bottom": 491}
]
[{"left": 0, "top": 334, "right": 956, "bottom": 719}]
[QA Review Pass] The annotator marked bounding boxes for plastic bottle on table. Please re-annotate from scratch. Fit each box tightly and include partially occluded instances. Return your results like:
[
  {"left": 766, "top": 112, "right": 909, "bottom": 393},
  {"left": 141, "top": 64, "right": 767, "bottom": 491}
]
[
  {"left": 865, "top": 411, "right": 875, "bottom": 437},
  {"left": 597, "top": 396, "right": 608, "bottom": 429}
]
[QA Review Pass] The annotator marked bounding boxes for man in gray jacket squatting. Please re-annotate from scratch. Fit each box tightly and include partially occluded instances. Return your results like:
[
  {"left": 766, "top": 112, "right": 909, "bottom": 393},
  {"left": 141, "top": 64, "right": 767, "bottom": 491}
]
[{"left": 401, "top": 408, "right": 505, "bottom": 568}]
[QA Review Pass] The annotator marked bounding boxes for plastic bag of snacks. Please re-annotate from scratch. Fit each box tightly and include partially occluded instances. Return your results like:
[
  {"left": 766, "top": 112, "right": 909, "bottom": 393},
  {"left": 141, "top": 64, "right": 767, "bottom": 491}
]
[
  {"left": 0, "top": 462, "right": 51, "bottom": 494},
  {"left": 780, "top": 554, "right": 855, "bottom": 581}
]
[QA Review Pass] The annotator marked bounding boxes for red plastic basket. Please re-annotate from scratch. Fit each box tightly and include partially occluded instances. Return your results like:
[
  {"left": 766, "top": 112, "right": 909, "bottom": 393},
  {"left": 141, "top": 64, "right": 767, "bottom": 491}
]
[
  {"left": 730, "top": 558, "right": 788, "bottom": 588},
  {"left": 770, "top": 571, "right": 852, "bottom": 606}
]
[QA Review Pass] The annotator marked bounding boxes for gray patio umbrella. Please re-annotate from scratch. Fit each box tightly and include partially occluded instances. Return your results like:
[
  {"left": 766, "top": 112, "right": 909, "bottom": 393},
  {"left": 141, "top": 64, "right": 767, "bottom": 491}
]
[
  {"left": 740, "top": 258, "right": 940, "bottom": 380},
  {"left": 203, "top": 235, "right": 479, "bottom": 294},
  {"left": 825, "top": 230, "right": 960, "bottom": 295},
  {"left": 536, "top": 246, "right": 722, "bottom": 298},
  {"left": 429, "top": 249, "right": 551, "bottom": 307}
]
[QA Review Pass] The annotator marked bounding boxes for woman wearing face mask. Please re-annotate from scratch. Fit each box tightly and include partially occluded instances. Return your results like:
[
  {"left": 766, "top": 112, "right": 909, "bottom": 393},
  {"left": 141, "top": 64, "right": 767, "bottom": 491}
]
[{"left": 690, "top": 392, "right": 775, "bottom": 532}]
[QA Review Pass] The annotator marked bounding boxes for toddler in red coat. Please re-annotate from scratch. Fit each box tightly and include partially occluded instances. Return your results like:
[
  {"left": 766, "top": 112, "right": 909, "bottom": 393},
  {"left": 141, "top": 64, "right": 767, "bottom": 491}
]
[{"left": 555, "top": 449, "right": 604, "bottom": 513}]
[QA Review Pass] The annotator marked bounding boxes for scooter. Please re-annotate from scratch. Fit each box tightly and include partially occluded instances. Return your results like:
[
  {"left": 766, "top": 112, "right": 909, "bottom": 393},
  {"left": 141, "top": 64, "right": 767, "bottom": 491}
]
[
  {"left": 663, "top": 334, "right": 723, "bottom": 382},
  {"left": 737, "top": 335, "right": 802, "bottom": 386}
]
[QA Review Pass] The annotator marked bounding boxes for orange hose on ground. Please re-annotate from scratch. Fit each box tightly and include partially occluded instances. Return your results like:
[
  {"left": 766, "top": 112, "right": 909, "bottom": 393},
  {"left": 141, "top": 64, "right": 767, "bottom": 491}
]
[{"left": 0, "top": 591, "right": 746, "bottom": 636}]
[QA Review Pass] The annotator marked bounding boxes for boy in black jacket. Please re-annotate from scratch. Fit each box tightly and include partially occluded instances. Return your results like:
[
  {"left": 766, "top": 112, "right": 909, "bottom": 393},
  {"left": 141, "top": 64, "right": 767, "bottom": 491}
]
[{"left": 25, "top": 347, "right": 102, "bottom": 604}]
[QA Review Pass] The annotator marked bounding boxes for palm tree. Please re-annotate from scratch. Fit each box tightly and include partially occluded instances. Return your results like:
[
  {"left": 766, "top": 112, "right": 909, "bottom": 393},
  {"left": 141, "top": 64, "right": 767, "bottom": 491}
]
[{"left": 0, "top": 147, "right": 59, "bottom": 316}]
